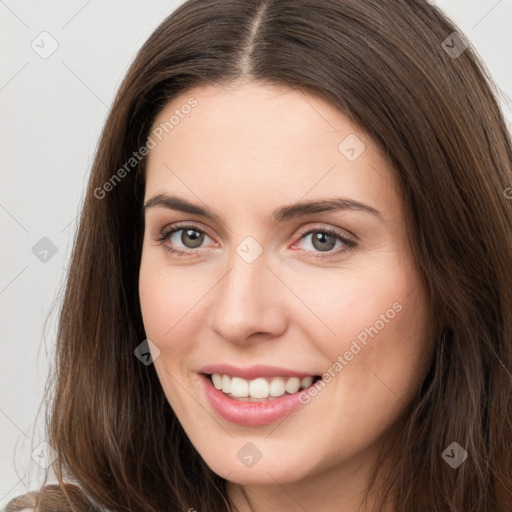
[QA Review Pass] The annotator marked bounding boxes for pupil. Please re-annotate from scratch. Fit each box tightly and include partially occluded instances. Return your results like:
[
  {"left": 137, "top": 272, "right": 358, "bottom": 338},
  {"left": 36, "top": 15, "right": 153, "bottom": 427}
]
[
  {"left": 313, "top": 231, "right": 335, "bottom": 251},
  {"left": 183, "top": 229, "right": 204, "bottom": 248}
]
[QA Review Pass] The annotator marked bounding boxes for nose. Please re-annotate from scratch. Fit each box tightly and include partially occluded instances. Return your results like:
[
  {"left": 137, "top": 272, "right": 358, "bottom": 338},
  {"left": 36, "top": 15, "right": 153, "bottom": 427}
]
[{"left": 208, "top": 247, "right": 288, "bottom": 344}]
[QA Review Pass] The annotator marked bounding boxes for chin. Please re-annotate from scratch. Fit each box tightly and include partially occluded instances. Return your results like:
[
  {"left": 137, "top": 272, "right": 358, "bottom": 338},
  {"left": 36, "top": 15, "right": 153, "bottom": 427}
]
[{"left": 200, "top": 446, "right": 315, "bottom": 485}]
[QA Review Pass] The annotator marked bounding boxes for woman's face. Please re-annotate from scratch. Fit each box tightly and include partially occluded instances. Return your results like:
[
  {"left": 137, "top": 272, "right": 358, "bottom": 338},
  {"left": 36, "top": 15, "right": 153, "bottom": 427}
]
[{"left": 139, "top": 81, "right": 433, "bottom": 489}]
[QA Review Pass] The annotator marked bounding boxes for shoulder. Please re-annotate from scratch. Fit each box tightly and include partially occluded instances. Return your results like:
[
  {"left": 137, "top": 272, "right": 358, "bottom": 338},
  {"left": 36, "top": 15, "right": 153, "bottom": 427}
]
[{"left": 3, "top": 483, "right": 102, "bottom": 512}]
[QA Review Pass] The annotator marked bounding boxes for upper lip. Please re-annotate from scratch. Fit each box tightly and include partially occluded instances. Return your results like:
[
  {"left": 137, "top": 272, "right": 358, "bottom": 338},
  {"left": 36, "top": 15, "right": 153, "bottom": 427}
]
[{"left": 199, "top": 363, "right": 319, "bottom": 380}]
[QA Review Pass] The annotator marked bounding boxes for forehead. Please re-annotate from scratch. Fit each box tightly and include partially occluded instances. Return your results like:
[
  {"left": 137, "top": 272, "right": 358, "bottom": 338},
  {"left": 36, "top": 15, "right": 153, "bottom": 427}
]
[
  {"left": 144, "top": 82, "right": 400, "bottom": 221},
  {"left": 149, "top": 81, "right": 367, "bottom": 155}
]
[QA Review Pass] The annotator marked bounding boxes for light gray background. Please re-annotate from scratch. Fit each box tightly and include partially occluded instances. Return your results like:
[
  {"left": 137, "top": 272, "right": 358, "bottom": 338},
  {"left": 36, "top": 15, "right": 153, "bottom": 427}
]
[{"left": 1, "top": 0, "right": 511, "bottom": 507}]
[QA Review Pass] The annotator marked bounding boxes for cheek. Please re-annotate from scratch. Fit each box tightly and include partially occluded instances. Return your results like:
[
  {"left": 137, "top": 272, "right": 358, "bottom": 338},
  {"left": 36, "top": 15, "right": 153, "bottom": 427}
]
[
  {"left": 139, "top": 260, "right": 174, "bottom": 341},
  {"left": 283, "top": 264, "right": 410, "bottom": 351},
  {"left": 301, "top": 257, "right": 430, "bottom": 385},
  {"left": 327, "top": 274, "right": 431, "bottom": 406},
  {"left": 138, "top": 253, "right": 213, "bottom": 355}
]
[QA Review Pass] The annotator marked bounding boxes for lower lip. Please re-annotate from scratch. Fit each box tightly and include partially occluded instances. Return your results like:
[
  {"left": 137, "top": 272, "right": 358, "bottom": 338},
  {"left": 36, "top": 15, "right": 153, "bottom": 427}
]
[{"left": 199, "top": 374, "right": 311, "bottom": 426}]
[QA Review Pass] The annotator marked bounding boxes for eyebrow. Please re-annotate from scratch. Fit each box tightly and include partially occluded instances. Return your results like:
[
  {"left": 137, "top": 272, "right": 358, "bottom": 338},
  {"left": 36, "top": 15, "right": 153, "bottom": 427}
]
[{"left": 143, "top": 194, "right": 383, "bottom": 223}]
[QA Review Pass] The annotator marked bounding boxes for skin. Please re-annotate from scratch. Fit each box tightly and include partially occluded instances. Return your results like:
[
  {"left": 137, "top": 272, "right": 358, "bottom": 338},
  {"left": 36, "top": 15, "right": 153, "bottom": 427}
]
[{"left": 139, "top": 80, "right": 435, "bottom": 512}]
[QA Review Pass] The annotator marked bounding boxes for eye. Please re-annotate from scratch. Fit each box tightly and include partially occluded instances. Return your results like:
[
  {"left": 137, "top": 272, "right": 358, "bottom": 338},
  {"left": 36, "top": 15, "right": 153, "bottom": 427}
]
[
  {"left": 155, "top": 223, "right": 214, "bottom": 256},
  {"left": 292, "top": 225, "right": 357, "bottom": 259},
  {"left": 154, "top": 222, "right": 357, "bottom": 260}
]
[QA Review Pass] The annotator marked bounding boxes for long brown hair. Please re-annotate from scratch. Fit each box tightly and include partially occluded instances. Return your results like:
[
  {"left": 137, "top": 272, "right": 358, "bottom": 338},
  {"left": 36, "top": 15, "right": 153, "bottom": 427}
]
[{"left": 7, "top": 0, "right": 512, "bottom": 510}]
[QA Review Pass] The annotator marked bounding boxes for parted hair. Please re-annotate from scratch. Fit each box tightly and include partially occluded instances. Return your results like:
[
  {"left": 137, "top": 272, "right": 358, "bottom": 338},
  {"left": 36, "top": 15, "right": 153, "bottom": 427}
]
[{"left": 6, "top": 0, "right": 512, "bottom": 511}]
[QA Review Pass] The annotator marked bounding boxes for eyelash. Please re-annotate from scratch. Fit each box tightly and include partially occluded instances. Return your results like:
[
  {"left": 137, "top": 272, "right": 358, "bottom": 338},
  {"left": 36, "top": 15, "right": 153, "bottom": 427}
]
[{"left": 154, "top": 222, "right": 357, "bottom": 260}]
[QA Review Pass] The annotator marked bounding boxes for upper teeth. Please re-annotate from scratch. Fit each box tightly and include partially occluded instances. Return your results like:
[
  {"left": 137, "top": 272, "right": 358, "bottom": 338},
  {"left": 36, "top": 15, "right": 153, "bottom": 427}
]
[{"left": 211, "top": 374, "right": 314, "bottom": 399}]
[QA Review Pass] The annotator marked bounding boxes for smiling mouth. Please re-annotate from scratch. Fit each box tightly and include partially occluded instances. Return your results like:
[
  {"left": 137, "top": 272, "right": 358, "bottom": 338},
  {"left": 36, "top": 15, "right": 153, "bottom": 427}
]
[{"left": 204, "top": 373, "right": 322, "bottom": 402}]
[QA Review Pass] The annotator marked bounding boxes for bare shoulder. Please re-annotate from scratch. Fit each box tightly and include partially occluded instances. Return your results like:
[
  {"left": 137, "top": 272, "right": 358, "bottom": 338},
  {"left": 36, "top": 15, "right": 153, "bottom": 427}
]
[{"left": 3, "top": 483, "right": 102, "bottom": 512}]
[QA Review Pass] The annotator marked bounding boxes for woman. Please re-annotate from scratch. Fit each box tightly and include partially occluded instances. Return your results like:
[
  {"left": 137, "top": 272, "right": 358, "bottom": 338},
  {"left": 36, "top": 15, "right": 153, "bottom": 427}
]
[{"left": 5, "top": 0, "right": 512, "bottom": 511}]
